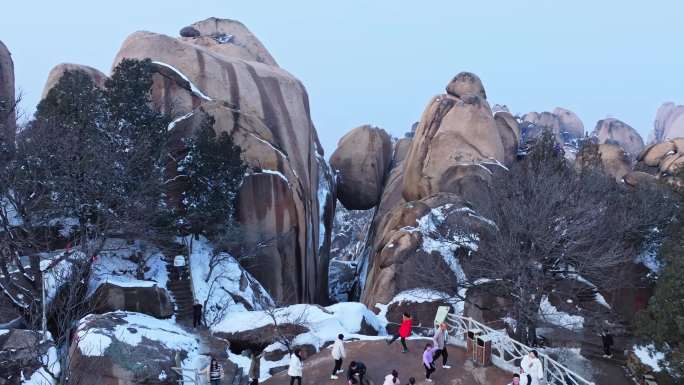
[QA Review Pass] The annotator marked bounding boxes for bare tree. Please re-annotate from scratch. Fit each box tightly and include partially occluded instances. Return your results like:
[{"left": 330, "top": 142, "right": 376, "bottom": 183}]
[
  {"left": 414, "top": 131, "right": 675, "bottom": 345},
  {"left": 263, "top": 304, "right": 311, "bottom": 354}
]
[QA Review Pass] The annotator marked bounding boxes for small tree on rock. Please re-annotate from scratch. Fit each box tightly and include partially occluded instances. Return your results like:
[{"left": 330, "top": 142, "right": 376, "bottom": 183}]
[{"left": 176, "top": 116, "right": 247, "bottom": 239}]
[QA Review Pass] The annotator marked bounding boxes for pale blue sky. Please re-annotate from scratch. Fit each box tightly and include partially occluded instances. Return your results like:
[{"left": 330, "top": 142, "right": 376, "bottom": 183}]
[{"left": 2, "top": 0, "right": 682, "bottom": 155}]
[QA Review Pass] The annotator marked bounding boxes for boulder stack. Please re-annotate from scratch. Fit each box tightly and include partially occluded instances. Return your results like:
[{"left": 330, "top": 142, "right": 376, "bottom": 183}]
[
  {"left": 633, "top": 138, "right": 684, "bottom": 188},
  {"left": 522, "top": 107, "right": 584, "bottom": 143},
  {"left": 402, "top": 72, "right": 506, "bottom": 202},
  {"left": 359, "top": 73, "right": 511, "bottom": 306}
]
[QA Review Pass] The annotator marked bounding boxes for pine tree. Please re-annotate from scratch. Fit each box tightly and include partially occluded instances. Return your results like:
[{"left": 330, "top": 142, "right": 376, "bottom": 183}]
[
  {"left": 30, "top": 70, "right": 116, "bottom": 228},
  {"left": 177, "top": 116, "right": 247, "bottom": 237},
  {"left": 636, "top": 166, "right": 684, "bottom": 379},
  {"left": 103, "top": 59, "right": 171, "bottom": 239}
]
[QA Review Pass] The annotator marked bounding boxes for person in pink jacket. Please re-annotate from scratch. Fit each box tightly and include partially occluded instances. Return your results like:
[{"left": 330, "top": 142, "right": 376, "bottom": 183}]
[{"left": 422, "top": 343, "right": 439, "bottom": 382}]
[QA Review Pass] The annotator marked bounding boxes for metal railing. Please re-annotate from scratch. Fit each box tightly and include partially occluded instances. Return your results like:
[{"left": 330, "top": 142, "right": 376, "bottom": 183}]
[
  {"left": 445, "top": 313, "right": 595, "bottom": 385},
  {"left": 171, "top": 367, "right": 201, "bottom": 385}
]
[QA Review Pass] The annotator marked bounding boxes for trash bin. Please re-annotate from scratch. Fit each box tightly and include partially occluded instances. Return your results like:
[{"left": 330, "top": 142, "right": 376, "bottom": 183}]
[
  {"left": 465, "top": 329, "right": 481, "bottom": 360},
  {"left": 475, "top": 335, "right": 492, "bottom": 366}
]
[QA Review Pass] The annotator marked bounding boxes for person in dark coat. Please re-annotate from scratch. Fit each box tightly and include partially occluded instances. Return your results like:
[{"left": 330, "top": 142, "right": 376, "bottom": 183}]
[
  {"left": 347, "top": 361, "right": 367, "bottom": 385},
  {"left": 601, "top": 330, "right": 614, "bottom": 358},
  {"left": 193, "top": 302, "right": 203, "bottom": 328},
  {"left": 248, "top": 351, "right": 261, "bottom": 385}
]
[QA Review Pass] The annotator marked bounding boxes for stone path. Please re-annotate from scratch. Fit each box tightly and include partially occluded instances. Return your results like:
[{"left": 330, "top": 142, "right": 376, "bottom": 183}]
[
  {"left": 164, "top": 254, "right": 194, "bottom": 324},
  {"left": 262, "top": 339, "right": 511, "bottom": 385}
]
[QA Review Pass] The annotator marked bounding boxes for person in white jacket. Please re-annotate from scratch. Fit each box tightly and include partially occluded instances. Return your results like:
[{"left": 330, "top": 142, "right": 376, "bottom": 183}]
[
  {"left": 330, "top": 333, "right": 346, "bottom": 380},
  {"left": 288, "top": 348, "right": 304, "bottom": 385},
  {"left": 520, "top": 350, "right": 543, "bottom": 385},
  {"left": 382, "top": 369, "right": 400, "bottom": 385}
]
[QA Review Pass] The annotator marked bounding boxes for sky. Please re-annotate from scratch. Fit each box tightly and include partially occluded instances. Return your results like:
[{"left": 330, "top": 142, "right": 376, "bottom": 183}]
[{"left": 2, "top": 0, "right": 683, "bottom": 156}]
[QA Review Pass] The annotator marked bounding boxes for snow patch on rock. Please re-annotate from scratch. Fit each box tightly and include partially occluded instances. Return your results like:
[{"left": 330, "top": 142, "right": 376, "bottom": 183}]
[
  {"left": 76, "top": 311, "right": 202, "bottom": 368},
  {"left": 633, "top": 344, "right": 664, "bottom": 372},
  {"left": 187, "top": 236, "right": 273, "bottom": 326},
  {"left": 539, "top": 296, "right": 584, "bottom": 331},
  {"left": 151, "top": 61, "right": 212, "bottom": 101},
  {"left": 88, "top": 239, "right": 168, "bottom": 296}
]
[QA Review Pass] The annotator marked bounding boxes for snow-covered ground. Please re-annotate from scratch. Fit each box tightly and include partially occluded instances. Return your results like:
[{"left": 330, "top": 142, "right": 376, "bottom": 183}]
[
  {"left": 213, "top": 302, "right": 386, "bottom": 381},
  {"left": 187, "top": 236, "right": 273, "bottom": 326}
]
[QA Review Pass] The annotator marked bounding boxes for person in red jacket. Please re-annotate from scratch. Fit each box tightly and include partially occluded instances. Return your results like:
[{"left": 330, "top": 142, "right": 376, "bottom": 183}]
[{"left": 386, "top": 312, "right": 412, "bottom": 353}]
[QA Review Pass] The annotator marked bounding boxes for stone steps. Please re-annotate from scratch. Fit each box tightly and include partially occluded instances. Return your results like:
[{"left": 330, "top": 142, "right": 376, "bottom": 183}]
[{"left": 164, "top": 256, "right": 195, "bottom": 323}]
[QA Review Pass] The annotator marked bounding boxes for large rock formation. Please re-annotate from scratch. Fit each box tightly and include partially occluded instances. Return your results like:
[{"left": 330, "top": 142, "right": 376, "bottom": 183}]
[
  {"left": 650, "top": 102, "right": 684, "bottom": 144},
  {"left": 522, "top": 107, "right": 584, "bottom": 144},
  {"left": 592, "top": 118, "right": 644, "bottom": 156},
  {"left": 359, "top": 74, "right": 512, "bottom": 306},
  {"left": 493, "top": 111, "right": 520, "bottom": 166},
  {"left": 402, "top": 72, "right": 506, "bottom": 202},
  {"left": 553, "top": 107, "right": 585, "bottom": 138},
  {"left": 166, "top": 100, "right": 333, "bottom": 304},
  {"left": 0, "top": 40, "right": 15, "bottom": 159},
  {"left": 112, "top": 19, "right": 334, "bottom": 304},
  {"left": 521, "top": 111, "right": 562, "bottom": 145},
  {"left": 330, "top": 125, "right": 392, "bottom": 210},
  {"left": 41, "top": 63, "right": 107, "bottom": 98}
]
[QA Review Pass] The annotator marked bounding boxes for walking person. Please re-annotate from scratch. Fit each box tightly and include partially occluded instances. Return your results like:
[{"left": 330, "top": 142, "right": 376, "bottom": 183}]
[
  {"left": 520, "top": 350, "right": 543, "bottom": 385},
  {"left": 331, "top": 333, "right": 346, "bottom": 380},
  {"left": 432, "top": 322, "right": 450, "bottom": 369},
  {"left": 192, "top": 302, "right": 203, "bottom": 328},
  {"left": 288, "top": 348, "right": 304, "bottom": 385},
  {"left": 174, "top": 254, "right": 186, "bottom": 280},
  {"left": 174, "top": 351, "right": 184, "bottom": 385},
  {"left": 600, "top": 329, "right": 614, "bottom": 358},
  {"left": 422, "top": 343, "right": 439, "bottom": 382},
  {"left": 347, "top": 361, "right": 367, "bottom": 385},
  {"left": 248, "top": 350, "right": 261, "bottom": 385},
  {"left": 405, "top": 377, "right": 416, "bottom": 385},
  {"left": 382, "top": 369, "right": 400, "bottom": 385},
  {"left": 386, "top": 312, "right": 412, "bottom": 353},
  {"left": 201, "top": 356, "right": 223, "bottom": 385}
]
